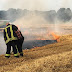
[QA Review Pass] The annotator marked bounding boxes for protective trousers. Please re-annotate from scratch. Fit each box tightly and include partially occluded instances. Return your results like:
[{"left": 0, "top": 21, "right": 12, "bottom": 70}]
[
  {"left": 16, "top": 37, "right": 24, "bottom": 56},
  {"left": 5, "top": 40, "right": 18, "bottom": 58}
]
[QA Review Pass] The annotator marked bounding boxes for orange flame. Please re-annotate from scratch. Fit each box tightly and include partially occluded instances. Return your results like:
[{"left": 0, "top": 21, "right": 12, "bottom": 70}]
[{"left": 51, "top": 32, "right": 60, "bottom": 42}]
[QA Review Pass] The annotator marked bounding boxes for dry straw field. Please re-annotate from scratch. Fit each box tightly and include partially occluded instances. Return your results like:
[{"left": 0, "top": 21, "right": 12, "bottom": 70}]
[{"left": 0, "top": 34, "right": 72, "bottom": 72}]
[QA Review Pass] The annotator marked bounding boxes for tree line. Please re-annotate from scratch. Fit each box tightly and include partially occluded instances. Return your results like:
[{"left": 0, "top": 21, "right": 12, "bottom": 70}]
[{"left": 0, "top": 8, "right": 72, "bottom": 23}]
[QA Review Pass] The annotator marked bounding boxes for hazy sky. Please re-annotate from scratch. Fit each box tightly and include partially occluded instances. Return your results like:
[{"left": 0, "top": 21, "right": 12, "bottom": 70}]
[{"left": 0, "top": 0, "right": 72, "bottom": 11}]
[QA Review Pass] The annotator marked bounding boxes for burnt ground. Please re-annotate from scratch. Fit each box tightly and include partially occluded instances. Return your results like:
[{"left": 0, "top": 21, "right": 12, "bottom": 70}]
[{"left": 23, "top": 40, "right": 57, "bottom": 49}]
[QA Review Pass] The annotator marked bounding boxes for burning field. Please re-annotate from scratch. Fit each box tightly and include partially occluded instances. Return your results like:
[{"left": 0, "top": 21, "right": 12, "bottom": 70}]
[
  {"left": 0, "top": 15, "right": 72, "bottom": 72},
  {"left": 12, "top": 15, "right": 72, "bottom": 49},
  {"left": 15, "top": 22, "right": 72, "bottom": 49},
  {"left": 0, "top": 34, "right": 72, "bottom": 72}
]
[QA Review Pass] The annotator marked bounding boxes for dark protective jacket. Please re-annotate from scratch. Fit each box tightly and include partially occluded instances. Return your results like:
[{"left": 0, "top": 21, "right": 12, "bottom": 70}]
[{"left": 4, "top": 24, "right": 18, "bottom": 44}]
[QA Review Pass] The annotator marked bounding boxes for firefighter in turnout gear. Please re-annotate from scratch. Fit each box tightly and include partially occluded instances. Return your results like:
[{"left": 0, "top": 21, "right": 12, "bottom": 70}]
[
  {"left": 4, "top": 23, "right": 19, "bottom": 58},
  {"left": 15, "top": 29, "right": 24, "bottom": 56}
]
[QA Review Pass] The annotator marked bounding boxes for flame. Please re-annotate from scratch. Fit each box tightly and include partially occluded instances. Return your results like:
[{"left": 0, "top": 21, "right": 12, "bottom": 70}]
[{"left": 51, "top": 32, "right": 60, "bottom": 42}]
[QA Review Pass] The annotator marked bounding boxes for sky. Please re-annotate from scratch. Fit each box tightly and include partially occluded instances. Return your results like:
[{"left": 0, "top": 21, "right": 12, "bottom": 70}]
[{"left": 0, "top": 0, "right": 72, "bottom": 11}]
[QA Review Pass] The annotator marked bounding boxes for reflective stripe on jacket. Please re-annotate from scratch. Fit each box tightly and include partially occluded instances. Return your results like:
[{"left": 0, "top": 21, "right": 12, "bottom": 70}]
[{"left": 4, "top": 25, "right": 17, "bottom": 44}]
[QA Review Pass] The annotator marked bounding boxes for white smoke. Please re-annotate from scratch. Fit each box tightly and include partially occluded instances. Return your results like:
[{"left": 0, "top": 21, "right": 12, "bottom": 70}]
[
  {"left": 2, "top": 0, "right": 48, "bottom": 11},
  {"left": 13, "top": 12, "right": 51, "bottom": 40},
  {"left": 14, "top": 13, "right": 48, "bottom": 28}
]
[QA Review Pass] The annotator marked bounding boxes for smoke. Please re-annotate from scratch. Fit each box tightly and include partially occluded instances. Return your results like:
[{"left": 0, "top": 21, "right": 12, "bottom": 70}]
[
  {"left": 12, "top": 8, "right": 72, "bottom": 41},
  {"left": 2, "top": 0, "right": 47, "bottom": 11},
  {"left": 14, "top": 13, "right": 47, "bottom": 28},
  {"left": 13, "top": 12, "right": 51, "bottom": 41},
  {"left": 13, "top": 12, "right": 61, "bottom": 41}
]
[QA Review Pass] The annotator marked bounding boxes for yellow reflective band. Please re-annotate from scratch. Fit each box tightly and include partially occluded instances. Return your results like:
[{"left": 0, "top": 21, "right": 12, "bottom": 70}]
[
  {"left": 5, "top": 54, "right": 10, "bottom": 56},
  {"left": 5, "top": 25, "right": 11, "bottom": 29},
  {"left": 20, "top": 52, "right": 23, "bottom": 54},
  {"left": 14, "top": 53, "right": 18, "bottom": 56},
  {"left": 15, "top": 45, "right": 18, "bottom": 53},
  {"left": 4, "top": 38, "right": 5, "bottom": 40},
  {"left": 5, "top": 28, "right": 10, "bottom": 41},
  {"left": 10, "top": 25, "right": 17, "bottom": 40},
  {"left": 10, "top": 25, "right": 14, "bottom": 39},
  {"left": 5, "top": 38, "right": 11, "bottom": 44}
]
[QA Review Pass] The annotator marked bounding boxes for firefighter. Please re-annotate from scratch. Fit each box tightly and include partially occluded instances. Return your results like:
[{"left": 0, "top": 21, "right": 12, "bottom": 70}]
[
  {"left": 4, "top": 22, "right": 19, "bottom": 58},
  {"left": 15, "top": 29, "right": 24, "bottom": 56}
]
